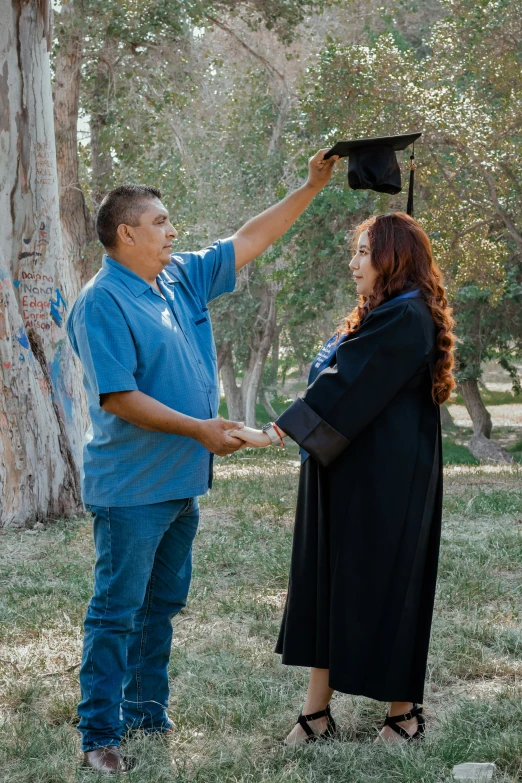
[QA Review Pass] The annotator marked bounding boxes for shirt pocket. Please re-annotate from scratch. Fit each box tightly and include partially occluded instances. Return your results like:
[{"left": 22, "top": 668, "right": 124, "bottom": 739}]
[
  {"left": 193, "top": 308, "right": 210, "bottom": 327},
  {"left": 192, "top": 307, "right": 216, "bottom": 366}
]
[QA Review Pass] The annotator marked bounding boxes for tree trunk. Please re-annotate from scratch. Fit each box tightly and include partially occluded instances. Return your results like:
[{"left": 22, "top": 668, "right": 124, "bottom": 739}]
[
  {"left": 0, "top": 0, "right": 84, "bottom": 526},
  {"left": 90, "top": 112, "right": 114, "bottom": 208},
  {"left": 243, "top": 289, "right": 277, "bottom": 427},
  {"left": 218, "top": 291, "right": 278, "bottom": 426},
  {"left": 468, "top": 433, "right": 513, "bottom": 464},
  {"left": 459, "top": 379, "right": 492, "bottom": 438},
  {"left": 90, "top": 39, "right": 116, "bottom": 208},
  {"left": 261, "top": 389, "right": 279, "bottom": 420},
  {"left": 439, "top": 403, "right": 454, "bottom": 428},
  {"left": 219, "top": 344, "right": 244, "bottom": 422},
  {"left": 260, "top": 326, "right": 281, "bottom": 418},
  {"left": 53, "top": 0, "right": 95, "bottom": 287},
  {"left": 458, "top": 379, "right": 512, "bottom": 463}
]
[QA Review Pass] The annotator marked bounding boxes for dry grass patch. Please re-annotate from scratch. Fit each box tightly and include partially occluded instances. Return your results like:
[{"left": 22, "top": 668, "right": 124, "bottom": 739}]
[{"left": 0, "top": 450, "right": 521, "bottom": 782}]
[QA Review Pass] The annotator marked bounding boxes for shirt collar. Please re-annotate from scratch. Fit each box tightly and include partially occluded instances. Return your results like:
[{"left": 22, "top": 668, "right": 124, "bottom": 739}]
[
  {"left": 364, "top": 288, "right": 421, "bottom": 309},
  {"left": 159, "top": 267, "right": 177, "bottom": 286},
  {"left": 390, "top": 288, "right": 420, "bottom": 301},
  {"left": 102, "top": 254, "right": 156, "bottom": 298}
]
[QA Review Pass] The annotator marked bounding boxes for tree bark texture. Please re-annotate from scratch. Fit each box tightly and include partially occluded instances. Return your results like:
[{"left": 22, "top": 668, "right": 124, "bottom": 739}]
[
  {"left": 220, "top": 343, "right": 244, "bottom": 422},
  {"left": 90, "top": 38, "right": 116, "bottom": 209},
  {"left": 53, "top": 0, "right": 95, "bottom": 287},
  {"left": 459, "top": 379, "right": 492, "bottom": 438},
  {"left": 468, "top": 433, "right": 513, "bottom": 464},
  {"left": 458, "top": 379, "right": 512, "bottom": 463},
  {"left": 0, "top": 0, "right": 85, "bottom": 526},
  {"left": 261, "top": 389, "right": 279, "bottom": 420},
  {"left": 439, "top": 403, "right": 454, "bottom": 428},
  {"left": 218, "top": 287, "right": 278, "bottom": 426},
  {"left": 243, "top": 289, "right": 277, "bottom": 427}
]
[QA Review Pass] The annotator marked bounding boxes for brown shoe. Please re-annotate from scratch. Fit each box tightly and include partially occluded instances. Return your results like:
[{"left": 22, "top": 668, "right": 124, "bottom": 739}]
[{"left": 82, "top": 745, "right": 128, "bottom": 774}]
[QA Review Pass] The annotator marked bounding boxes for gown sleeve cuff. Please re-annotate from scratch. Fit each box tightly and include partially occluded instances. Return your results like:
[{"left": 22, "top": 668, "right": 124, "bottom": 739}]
[{"left": 275, "top": 398, "right": 350, "bottom": 467}]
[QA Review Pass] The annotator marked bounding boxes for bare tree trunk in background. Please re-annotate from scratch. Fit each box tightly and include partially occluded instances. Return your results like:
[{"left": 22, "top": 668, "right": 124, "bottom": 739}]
[
  {"left": 260, "top": 325, "right": 280, "bottom": 418},
  {"left": 0, "top": 0, "right": 85, "bottom": 526},
  {"left": 91, "top": 113, "right": 114, "bottom": 208},
  {"left": 53, "top": 0, "right": 96, "bottom": 288},
  {"left": 261, "top": 389, "right": 278, "bottom": 420},
  {"left": 218, "top": 288, "right": 277, "bottom": 425},
  {"left": 459, "top": 379, "right": 512, "bottom": 463},
  {"left": 243, "top": 289, "right": 277, "bottom": 427},
  {"left": 439, "top": 403, "right": 454, "bottom": 428},
  {"left": 90, "top": 39, "right": 116, "bottom": 209},
  {"left": 220, "top": 344, "right": 244, "bottom": 422},
  {"left": 459, "top": 379, "right": 492, "bottom": 438}
]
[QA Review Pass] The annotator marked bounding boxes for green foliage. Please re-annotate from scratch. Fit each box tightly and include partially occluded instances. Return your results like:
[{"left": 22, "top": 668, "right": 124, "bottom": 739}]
[
  {"left": 452, "top": 278, "right": 522, "bottom": 383},
  {"left": 58, "top": 0, "right": 522, "bottom": 410},
  {"left": 274, "top": 173, "right": 367, "bottom": 365},
  {"left": 294, "top": 0, "right": 522, "bottom": 382}
]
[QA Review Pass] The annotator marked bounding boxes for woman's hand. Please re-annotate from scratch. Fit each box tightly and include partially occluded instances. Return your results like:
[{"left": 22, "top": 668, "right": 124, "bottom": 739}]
[{"left": 229, "top": 426, "right": 271, "bottom": 448}]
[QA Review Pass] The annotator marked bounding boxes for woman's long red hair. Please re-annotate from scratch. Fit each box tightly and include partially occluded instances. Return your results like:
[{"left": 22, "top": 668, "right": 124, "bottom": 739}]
[{"left": 339, "top": 212, "right": 456, "bottom": 405}]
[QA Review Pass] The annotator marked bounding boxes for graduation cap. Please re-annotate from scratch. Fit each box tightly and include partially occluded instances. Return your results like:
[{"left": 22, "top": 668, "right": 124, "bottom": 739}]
[{"left": 324, "top": 132, "right": 422, "bottom": 216}]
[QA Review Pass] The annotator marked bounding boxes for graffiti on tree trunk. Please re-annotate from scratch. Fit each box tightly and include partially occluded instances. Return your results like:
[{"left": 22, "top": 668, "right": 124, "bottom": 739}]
[
  {"left": 18, "top": 215, "right": 50, "bottom": 262},
  {"left": 5, "top": 210, "right": 69, "bottom": 336}
]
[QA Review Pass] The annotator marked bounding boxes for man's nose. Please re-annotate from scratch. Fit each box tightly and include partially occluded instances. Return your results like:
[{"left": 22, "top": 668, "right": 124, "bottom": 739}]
[{"left": 167, "top": 224, "right": 178, "bottom": 239}]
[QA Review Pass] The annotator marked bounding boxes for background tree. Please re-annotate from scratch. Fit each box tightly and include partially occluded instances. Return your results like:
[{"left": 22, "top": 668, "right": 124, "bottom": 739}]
[
  {"left": 0, "top": 0, "right": 86, "bottom": 527},
  {"left": 3, "top": 0, "right": 517, "bottom": 529},
  {"left": 292, "top": 0, "right": 522, "bottom": 459},
  {"left": 51, "top": 0, "right": 331, "bottom": 425}
]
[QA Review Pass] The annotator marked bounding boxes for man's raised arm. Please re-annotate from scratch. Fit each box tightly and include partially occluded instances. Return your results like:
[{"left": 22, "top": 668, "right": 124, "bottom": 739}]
[{"left": 230, "top": 149, "right": 338, "bottom": 271}]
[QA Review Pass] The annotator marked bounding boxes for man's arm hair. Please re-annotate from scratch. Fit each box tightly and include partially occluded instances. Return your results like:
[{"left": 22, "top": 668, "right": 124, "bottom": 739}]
[{"left": 101, "top": 390, "right": 244, "bottom": 456}]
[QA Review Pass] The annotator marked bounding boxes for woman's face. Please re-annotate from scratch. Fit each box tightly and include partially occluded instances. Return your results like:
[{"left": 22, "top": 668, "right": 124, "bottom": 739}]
[{"left": 349, "top": 229, "right": 378, "bottom": 298}]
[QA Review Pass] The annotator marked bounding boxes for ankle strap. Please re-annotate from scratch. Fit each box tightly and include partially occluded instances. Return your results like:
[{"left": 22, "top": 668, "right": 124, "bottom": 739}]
[
  {"left": 385, "top": 704, "right": 422, "bottom": 725},
  {"left": 301, "top": 704, "right": 331, "bottom": 722}
]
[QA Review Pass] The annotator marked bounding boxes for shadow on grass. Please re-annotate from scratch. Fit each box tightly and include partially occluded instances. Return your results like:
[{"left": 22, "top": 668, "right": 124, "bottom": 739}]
[{"left": 0, "top": 457, "right": 521, "bottom": 782}]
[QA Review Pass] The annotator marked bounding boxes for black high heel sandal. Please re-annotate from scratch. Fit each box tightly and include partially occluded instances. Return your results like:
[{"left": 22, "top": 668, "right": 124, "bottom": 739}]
[
  {"left": 295, "top": 704, "right": 336, "bottom": 743},
  {"left": 380, "top": 703, "right": 425, "bottom": 741}
]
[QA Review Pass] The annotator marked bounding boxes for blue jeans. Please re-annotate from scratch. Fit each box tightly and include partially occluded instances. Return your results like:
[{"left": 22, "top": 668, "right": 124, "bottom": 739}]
[{"left": 79, "top": 497, "right": 199, "bottom": 752}]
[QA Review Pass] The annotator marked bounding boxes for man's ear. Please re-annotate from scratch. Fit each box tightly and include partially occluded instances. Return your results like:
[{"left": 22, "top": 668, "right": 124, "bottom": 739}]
[{"left": 116, "top": 223, "right": 135, "bottom": 246}]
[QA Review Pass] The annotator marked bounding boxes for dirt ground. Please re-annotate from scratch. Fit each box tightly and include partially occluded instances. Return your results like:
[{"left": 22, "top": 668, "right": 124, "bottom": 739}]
[{"left": 448, "top": 404, "right": 522, "bottom": 428}]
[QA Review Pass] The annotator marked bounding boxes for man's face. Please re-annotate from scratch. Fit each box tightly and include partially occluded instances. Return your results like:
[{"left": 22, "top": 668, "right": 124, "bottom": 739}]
[{"left": 126, "top": 199, "right": 178, "bottom": 268}]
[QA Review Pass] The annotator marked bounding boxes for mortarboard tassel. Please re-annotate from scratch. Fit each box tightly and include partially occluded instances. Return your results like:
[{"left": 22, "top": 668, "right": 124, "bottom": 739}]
[{"left": 406, "top": 143, "right": 415, "bottom": 216}]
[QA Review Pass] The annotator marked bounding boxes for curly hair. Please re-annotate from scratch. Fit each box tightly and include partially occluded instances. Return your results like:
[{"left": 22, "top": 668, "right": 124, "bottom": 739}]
[{"left": 339, "top": 212, "right": 456, "bottom": 405}]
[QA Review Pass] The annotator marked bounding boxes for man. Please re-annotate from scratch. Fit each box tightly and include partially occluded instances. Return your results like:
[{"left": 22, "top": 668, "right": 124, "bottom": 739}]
[{"left": 67, "top": 149, "right": 338, "bottom": 773}]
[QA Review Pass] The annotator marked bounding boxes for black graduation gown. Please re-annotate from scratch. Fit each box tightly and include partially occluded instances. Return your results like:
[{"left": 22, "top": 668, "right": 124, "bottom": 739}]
[{"left": 275, "top": 295, "right": 442, "bottom": 704}]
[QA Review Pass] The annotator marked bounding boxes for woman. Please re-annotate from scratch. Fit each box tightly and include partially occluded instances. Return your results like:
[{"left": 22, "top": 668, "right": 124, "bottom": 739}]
[{"left": 231, "top": 212, "right": 455, "bottom": 744}]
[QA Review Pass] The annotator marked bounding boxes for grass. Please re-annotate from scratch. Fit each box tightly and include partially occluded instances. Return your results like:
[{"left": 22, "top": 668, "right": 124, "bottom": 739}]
[
  {"left": 441, "top": 436, "right": 480, "bottom": 466},
  {"left": 218, "top": 398, "right": 290, "bottom": 426},
  {"left": 452, "top": 389, "right": 522, "bottom": 406},
  {"left": 0, "top": 450, "right": 521, "bottom": 782},
  {"left": 507, "top": 439, "right": 522, "bottom": 461}
]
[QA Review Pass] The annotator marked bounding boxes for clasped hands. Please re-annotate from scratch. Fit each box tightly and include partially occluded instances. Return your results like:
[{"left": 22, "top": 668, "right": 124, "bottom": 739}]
[
  {"left": 195, "top": 418, "right": 271, "bottom": 456},
  {"left": 228, "top": 425, "right": 272, "bottom": 449}
]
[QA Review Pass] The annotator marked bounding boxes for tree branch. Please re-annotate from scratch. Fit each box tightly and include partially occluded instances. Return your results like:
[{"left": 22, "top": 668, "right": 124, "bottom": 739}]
[
  {"left": 450, "top": 216, "right": 501, "bottom": 250},
  {"left": 479, "top": 166, "right": 522, "bottom": 253},
  {"left": 441, "top": 136, "right": 522, "bottom": 254},
  {"left": 204, "top": 14, "right": 289, "bottom": 88}
]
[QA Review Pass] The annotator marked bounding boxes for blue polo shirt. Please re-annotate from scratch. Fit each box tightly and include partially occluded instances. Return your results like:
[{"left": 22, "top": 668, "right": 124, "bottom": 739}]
[{"left": 66, "top": 240, "right": 236, "bottom": 506}]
